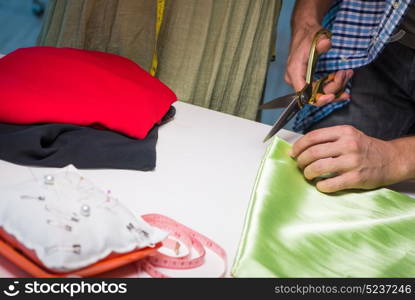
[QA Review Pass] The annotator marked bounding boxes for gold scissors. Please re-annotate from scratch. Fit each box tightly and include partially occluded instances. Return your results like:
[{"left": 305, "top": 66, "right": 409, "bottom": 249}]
[{"left": 260, "top": 29, "right": 343, "bottom": 142}]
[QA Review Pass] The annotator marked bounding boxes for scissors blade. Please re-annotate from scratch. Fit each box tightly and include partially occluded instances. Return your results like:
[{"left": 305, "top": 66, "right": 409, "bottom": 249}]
[
  {"left": 263, "top": 97, "right": 301, "bottom": 143},
  {"left": 258, "top": 93, "right": 297, "bottom": 110}
]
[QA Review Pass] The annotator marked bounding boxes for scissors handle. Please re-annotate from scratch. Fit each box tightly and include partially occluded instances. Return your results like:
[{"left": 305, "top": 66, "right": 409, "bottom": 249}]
[
  {"left": 309, "top": 73, "right": 346, "bottom": 104},
  {"left": 304, "top": 29, "right": 346, "bottom": 105},
  {"left": 305, "top": 29, "right": 332, "bottom": 86}
]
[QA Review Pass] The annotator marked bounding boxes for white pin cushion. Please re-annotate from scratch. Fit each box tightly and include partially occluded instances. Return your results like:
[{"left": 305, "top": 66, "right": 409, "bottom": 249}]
[{"left": 0, "top": 165, "right": 167, "bottom": 272}]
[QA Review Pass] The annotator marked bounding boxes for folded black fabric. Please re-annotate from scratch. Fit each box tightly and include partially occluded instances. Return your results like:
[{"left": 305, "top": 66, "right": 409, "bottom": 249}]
[{"left": 0, "top": 123, "right": 158, "bottom": 171}]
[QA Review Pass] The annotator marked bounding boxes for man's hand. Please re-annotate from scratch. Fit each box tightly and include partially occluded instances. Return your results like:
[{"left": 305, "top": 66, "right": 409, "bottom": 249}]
[
  {"left": 289, "top": 125, "right": 412, "bottom": 193},
  {"left": 287, "top": 0, "right": 353, "bottom": 106}
]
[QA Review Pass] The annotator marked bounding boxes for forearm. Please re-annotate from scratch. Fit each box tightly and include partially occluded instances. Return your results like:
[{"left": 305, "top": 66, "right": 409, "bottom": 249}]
[
  {"left": 390, "top": 136, "right": 415, "bottom": 182},
  {"left": 291, "top": 0, "right": 334, "bottom": 35}
]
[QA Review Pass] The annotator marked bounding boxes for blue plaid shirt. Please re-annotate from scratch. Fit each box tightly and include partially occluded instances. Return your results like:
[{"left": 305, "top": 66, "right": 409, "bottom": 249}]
[{"left": 294, "top": 0, "right": 412, "bottom": 132}]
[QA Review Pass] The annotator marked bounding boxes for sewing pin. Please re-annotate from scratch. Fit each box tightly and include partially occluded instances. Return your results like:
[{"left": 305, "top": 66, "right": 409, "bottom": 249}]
[
  {"left": 44, "top": 175, "right": 54, "bottom": 185},
  {"left": 20, "top": 195, "right": 46, "bottom": 201}
]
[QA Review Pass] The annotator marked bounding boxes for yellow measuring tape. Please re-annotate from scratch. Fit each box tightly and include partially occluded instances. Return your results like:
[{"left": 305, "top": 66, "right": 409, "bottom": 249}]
[{"left": 150, "top": 0, "right": 165, "bottom": 76}]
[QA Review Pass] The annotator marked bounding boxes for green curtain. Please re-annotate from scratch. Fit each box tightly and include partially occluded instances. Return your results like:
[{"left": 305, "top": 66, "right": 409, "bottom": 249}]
[{"left": 37, "top": 0, "right": 281, "bottom": 120}]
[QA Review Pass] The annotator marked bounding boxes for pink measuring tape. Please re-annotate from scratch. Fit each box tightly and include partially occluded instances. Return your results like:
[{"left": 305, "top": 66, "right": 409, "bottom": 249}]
[{"left": 139, "top": 214, "right": 227, "bottom": 278}]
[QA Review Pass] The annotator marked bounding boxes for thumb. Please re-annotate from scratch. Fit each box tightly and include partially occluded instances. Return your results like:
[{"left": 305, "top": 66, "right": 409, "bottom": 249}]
[{"left": 316, "top": 36, "right": 332, "bottom": 55}]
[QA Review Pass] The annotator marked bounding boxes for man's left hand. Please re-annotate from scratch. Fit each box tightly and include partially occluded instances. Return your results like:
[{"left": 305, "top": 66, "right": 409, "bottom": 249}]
[{"left": 290, "top": 125, "right": 407, "bottom": 193}]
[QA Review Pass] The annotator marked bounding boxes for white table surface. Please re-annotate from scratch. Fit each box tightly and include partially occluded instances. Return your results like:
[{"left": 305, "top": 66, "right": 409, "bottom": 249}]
[
  {"left": 0, "top": 100, "right": 301, "bottom": 277},
  {"left": 0, "top": 52, "right": 413, "bottom": 277}
]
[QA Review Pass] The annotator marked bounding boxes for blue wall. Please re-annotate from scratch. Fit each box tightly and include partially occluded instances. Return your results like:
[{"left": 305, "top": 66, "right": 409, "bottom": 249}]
[
  {"left": 261, "top": 0, "right": 295, "bottom": 129},
  {"left": 0, "top": 0, "right": 46, "bottom": 55}
]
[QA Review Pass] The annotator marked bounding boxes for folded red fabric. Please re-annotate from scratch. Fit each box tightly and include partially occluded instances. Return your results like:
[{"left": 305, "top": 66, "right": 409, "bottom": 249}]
[{"left": 0, "top": 47, "right": 177, "bottom": 139}]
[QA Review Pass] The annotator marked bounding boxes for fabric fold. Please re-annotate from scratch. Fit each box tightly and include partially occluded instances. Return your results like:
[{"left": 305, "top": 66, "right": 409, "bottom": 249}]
[{"left": 0, "top": 123, "right": 158, "bottom": 171}]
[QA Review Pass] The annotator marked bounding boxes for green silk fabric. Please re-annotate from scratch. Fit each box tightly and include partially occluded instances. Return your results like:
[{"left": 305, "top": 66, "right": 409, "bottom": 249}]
[{"left": 232, "top": 137, "right": 415, "bottom": 277}]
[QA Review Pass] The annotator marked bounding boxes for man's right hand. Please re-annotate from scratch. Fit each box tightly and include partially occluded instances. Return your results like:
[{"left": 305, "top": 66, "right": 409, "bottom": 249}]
[{"left": 286, "top": 6, "right": 353, "bottom": 106}]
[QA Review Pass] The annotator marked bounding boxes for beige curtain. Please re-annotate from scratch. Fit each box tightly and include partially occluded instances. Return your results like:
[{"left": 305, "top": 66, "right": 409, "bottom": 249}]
[
  {"left": 38, "top": 0, "right": 157, "bottom": 70},
  {"left": 38, "top": 0, "right": 281, "bottom": 120}
]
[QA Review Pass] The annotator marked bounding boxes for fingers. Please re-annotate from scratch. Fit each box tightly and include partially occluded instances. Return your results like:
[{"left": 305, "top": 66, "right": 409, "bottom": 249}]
[
  {"left": 296, "top": 142, "right": 342, "bottom": 169},
  {"left": 313, "top": 70, "right": 353, "bottom": 106},
  {"left": 288, "top": 67, "right": 307, "bottom": 92},
  {"left": 290, "top": 126, "right": 348, "bottom": 158},
  {"left": 315, "top": 94, "right": 335, "bottom": 105},
  {"left": 285, "top": 50, "right": 308, "bottom": 92},
  {"left": 323, "top": 70, "right": 353, "bottom": 95},
  {"left": 290, "top": 125, "right": 376, "bottom": 193},
  {"left": 303, "top": 155, "right": 355, "bottom": 181},
  {"left": 285, "top": 43, "right": 309, "bottom": 91},
  {"left": 285, "top": 29, "right": 332, "bottom": 92},
  {"left": 316, "top": 171, "right": 360, "bottom": 193},
  {"left": 316, "top": 36, "right": 332, "bottom": 55},
  {"left": 315, "top": 92, "right": 350, "bottom": 106},
  {"left": 335, "top": 92, "right": 351, "bottom": 101}
]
